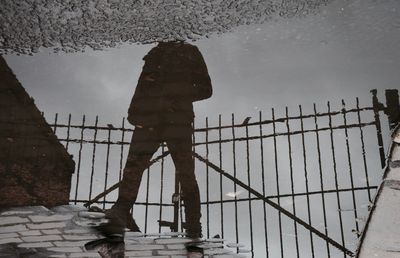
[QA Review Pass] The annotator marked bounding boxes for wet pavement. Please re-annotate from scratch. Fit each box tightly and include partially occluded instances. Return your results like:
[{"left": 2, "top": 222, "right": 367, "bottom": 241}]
[{"left": 0, "top": 205, "right": 249, "bottom": 258}]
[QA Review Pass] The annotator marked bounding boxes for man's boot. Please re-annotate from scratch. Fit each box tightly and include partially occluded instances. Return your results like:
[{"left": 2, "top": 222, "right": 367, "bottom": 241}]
[
  {"left": 183, "top": 221, "right": 202, "bottom": 239},
  {"left": 103, "top": 203, "right": 141, "bottom": 234}
]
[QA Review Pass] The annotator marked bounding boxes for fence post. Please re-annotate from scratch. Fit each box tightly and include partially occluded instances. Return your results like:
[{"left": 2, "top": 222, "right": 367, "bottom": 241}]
[
  {"left": 385, "top": 89, "right": 400, "bottom": 130},
  {"left": 371, "top": 89, "right": 386, "bottom": 168}
]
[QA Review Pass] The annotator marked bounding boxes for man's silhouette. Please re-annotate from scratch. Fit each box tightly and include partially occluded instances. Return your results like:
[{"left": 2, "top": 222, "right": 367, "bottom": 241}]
[{"left": 106, "top": 41, "right": 212, "bottom": 238}]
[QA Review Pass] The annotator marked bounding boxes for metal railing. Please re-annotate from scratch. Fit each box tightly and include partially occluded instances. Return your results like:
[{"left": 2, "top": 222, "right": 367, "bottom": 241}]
[{"left": 45, "top": 89, "right": 398, "bottom": 258}]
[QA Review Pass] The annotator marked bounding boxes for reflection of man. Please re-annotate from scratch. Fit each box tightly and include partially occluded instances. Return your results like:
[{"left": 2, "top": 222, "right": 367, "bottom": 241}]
[{"left": 107, "top": 41, "right": 212, "bottom": 238}]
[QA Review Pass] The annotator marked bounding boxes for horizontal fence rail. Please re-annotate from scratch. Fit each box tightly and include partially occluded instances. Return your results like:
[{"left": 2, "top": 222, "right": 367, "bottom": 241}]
[{"left": 41, "top": 90, "right": 398, "bottom": 258}]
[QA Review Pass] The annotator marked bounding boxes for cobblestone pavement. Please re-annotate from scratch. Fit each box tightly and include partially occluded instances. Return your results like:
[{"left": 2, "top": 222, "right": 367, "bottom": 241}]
[{"left": 0, "top": 205, "right": 249, "bottom": 257}]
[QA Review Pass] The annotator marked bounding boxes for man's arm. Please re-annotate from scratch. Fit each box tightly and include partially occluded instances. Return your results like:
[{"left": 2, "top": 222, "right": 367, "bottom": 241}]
[{"left": 190, "top": 46, "right": 213, "bottom": 102}]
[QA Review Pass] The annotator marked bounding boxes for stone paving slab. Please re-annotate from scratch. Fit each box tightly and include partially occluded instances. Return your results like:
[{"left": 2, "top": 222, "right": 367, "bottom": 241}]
[
  {"left": 0, "top": 216, "right": 30, "bottom": 226},
  {"left": 0, "top": 237, "right": 23, "bottom": 245},
  {"left": 0, "top": 205, "right": 250, "bottom": 257},
  {"left": 42, "top": 229, "right": 62, "bottom": 235},
  {"left": 0, "top": 224, "right": 28, "bottom": 233},
  {"left": 166, "top": 244, "right": 186, "bottom": 249},
  {"left": 20, "top": 230, "right": 42, "bottom": 236},
  {"left": 63, "top": 234, "right": 99, "bottom": 240},
  {"left": 21, "top": 234, "right": 63, "bottom": 242},
  {"left": 18, "top": 242, "right": 54, "bottom": 248},
  {"left": 69, "top": 252, "right": 101, "bottom": 257},
  {"left": 48, "top": 246, "right": 83, "bottom": 253},
  {"left": 0, "top": 233, "right": 19, "bottom": 239},
  {"left": 0, "top": 210, "right": 34, "bottom": 216},
  {"left": 29, "top": 214, "right": 74, "bottom": 223},
  {"left": 27, "top": 221, "right": 67, "bottom": 230}
]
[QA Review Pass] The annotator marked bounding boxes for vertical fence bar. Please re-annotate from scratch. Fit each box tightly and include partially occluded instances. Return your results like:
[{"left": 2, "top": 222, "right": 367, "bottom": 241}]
[
  {"left": 299, "top": 105, "right": 315, "bottom": 258},
  {"left": 88, "top": 116, "right": 99, "bottom": 201},
  {"left": 179, "top": 183, "right": 184, "bottom": 233},
  {"left": 65, "top": 114, "right": 72, "bottom": 151},
  {"left": 327, "top": 102, "right": 346, "bottom": 258},
  {"left": 313, "top": 104, "right": 330, "bottom": 256},
  {"left": 218, "top": 114, "right": 224, "bottom": 238},
  {"left": 119, "top": 118, "right": 126, "bottom": 181},
  {"left": 231, "top": 114, "right": 240, "bottom": 250},
  {"left": 285, "top": 107, "right": 300, "bottom": 258},
  {"left": 356, "top": 98, "right": 372, "bottom": 202},
  {"left": 371, "top": 89, "right": 386, "bottom": 168},
  {"left": 245, "top": 123, "right": 254, "bottom": 256},
  {"left": 74, "top": 115, "right": 86, "bottom": 204},
  {"left": 158, "top": 144, "right": 165, "bottom": 233},
  {"left": 272, "top": 108, "right": 284, "bottom": 258},
  {"left": 205, "top": 117, "right": 210, "bottom": 239},
  {"left": 259, "top": 111, "right": 269, "bottom": 258},
  {"left": 103, "top": 126, "right": 112, "bottom": 209},
  {"left": 341, "top": 100, "right": 359, "bottom": 233},
  {"left": 53, "top": 113, "right": 58, "bottom": 133}
]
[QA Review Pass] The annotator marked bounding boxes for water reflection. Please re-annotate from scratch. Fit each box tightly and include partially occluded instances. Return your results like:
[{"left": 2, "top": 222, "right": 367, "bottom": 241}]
[
  {"left": 85, "top": 235, "right": 125, "bottom": 258},
  {"left": 86, "top": 41, "right": 212, "bottom": 256}
]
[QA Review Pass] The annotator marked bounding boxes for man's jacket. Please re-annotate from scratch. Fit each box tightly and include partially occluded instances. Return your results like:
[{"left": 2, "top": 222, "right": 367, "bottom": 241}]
[{"left": 127, "top": 42, "right": 213, "bottom": 127}]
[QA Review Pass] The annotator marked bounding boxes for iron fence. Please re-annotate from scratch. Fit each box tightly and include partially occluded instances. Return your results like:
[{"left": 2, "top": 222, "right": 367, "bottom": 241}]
[{"left": 45, "top": 89, "right": 398, "bottom": 258}]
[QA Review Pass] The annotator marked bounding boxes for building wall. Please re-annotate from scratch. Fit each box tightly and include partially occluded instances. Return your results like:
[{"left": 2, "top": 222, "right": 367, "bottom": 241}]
[
  {"left": 355, "top": 127, "right": 400, "bottom": 258},
  {"left": 0, "top": 56, "right": 75, "bottom": 209}
]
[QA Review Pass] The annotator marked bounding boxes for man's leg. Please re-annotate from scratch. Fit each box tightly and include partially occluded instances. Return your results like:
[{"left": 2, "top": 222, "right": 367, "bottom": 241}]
[
  {"left": 166, "top": 126, "right": 201, "bottom": 238},
  {"left": 108, "top": 127, "right": 160, "bottom": 228}
]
